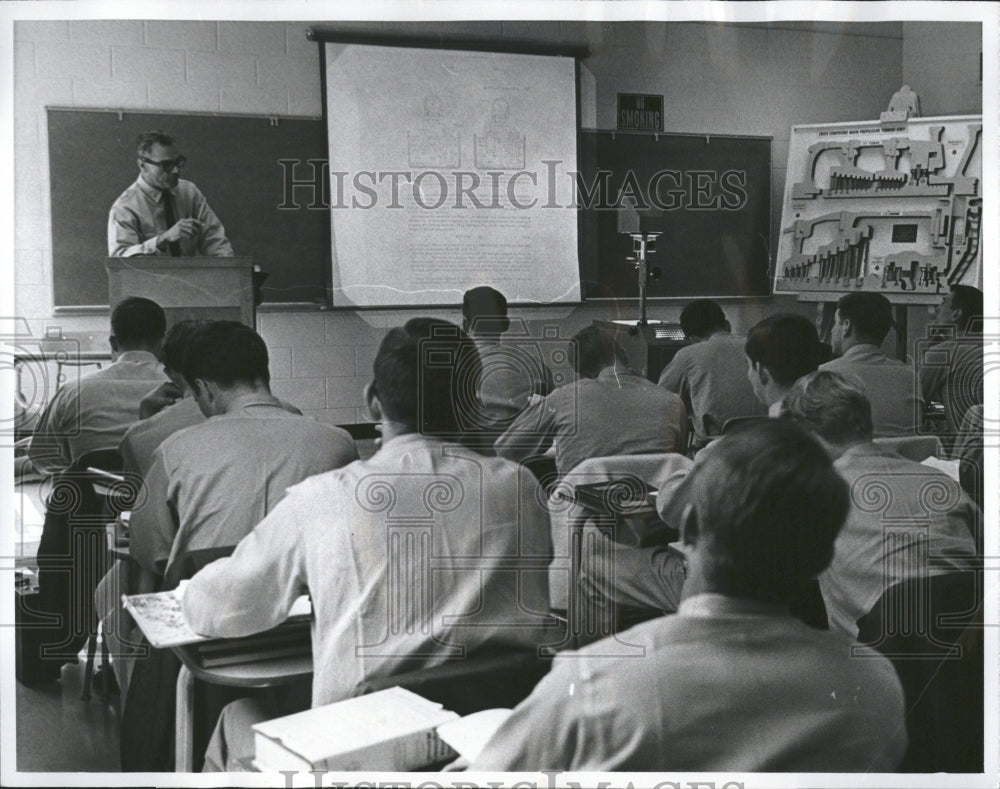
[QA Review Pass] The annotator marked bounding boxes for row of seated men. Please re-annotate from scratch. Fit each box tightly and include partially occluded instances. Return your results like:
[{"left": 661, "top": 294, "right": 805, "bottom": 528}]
[{"left": 21, "top": 285, "right": 983, "bottom": 773}]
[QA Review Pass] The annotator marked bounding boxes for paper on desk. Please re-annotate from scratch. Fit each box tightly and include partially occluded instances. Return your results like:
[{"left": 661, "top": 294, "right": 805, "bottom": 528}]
[
  {"left": 435, "top": 708, "right": 513, "bottom": 763},
  {"left": 920, "top": 456, "right": 961, "bottom": 482}
]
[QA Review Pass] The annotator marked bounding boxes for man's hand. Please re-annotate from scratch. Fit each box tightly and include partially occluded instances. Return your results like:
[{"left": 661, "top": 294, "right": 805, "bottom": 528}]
[
  {"left": 159, "top": 218, "right": 203, "bottom": 246},
  {"left": 139, "top": 381, "right": 184, "bottom": 419}
]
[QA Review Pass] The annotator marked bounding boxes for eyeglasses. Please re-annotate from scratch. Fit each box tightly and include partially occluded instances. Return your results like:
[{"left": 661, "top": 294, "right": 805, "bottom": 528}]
[{"left": 141, "top": 155, "right": 187, "bottom": 171}]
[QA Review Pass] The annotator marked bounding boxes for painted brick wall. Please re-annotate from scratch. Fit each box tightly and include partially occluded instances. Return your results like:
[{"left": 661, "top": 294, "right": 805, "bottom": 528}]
[
  {"left": 15, "top": 19, "right": 948, "bottom": 422},
  {"left": 902, "top": 22, "right": 982, "bottom": 117}
]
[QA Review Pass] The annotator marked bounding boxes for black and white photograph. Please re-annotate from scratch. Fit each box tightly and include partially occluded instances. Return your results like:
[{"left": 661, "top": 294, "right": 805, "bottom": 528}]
[{"left": 1, "top": 1, "right": 997, "bottom": 787}]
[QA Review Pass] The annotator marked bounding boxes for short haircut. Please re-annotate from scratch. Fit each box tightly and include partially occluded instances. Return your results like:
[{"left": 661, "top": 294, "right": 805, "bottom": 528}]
[
  {"left": 110, "top": 297, "right": 166, "bottom": 347},
  {"left": 682, "top": 419, "right": 849, "bottom": 604},
  {"left": 781, "top": 370, "right": 874, "bottom": 445},
  {"left": 950, "top": 285, "right": 983, "bottom": 333},
  {"left": 745, "top": 313, "right": 821, "bottom": 387},
  {"left": 836, "top": 292, "right": 893, "bottom": 345},
  {"left": 181, "top": 321, "right": 269, "bottom": 389},
  {"left": 679, "top": 299, "right": 727, "bottom": 338},
  {"left": 462, "top": 286, "right": 509, "bottom": 336},
  {"left": 161, "top": 320, "right": 206, "bottom": 375},
  {"left": 572, "top": 325, "right": 626, "bottom": 379},
  {"left": 136, "top": 130, "right": 176, "bottom": 156},
  {"left": 372, "top": 318, "right": 481, "bottom": 436}
]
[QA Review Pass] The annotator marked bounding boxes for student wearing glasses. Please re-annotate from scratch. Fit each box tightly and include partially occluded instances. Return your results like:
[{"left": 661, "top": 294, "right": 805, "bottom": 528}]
[{"left": 107, "top": 130, "right": 234, "bottom": 257}]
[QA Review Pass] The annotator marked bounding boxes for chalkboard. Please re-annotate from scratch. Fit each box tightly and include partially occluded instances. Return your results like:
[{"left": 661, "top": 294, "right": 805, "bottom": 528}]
[
  {"left": 48, "top": 109, "right": 329, "bottom": 307},
  {"left": 578, "top": 130, "right": 772, "bottom": 299}
]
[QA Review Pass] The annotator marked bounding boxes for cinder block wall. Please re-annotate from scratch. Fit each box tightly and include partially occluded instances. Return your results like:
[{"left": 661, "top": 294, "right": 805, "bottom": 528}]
[{"left": 20, "top": 19, "right": 975, "bottom": 422}]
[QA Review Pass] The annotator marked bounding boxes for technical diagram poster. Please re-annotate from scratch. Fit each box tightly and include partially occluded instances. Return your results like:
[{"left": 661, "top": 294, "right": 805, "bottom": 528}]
[{"left": 324, "top": 43, "right": 580, "bottom": 307}]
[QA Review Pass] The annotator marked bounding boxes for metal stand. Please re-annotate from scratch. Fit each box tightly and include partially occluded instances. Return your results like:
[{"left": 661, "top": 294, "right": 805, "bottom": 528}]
[{"left": 626, "top": 232, "right": 661, "bottom": 326}]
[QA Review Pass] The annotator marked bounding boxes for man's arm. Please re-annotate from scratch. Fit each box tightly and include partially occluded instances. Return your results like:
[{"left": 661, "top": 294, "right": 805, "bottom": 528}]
[
  {"left": 191, "top": 187, "right": 234, "bottom": 257},
  {"left": 26, "top": 388, "right": 73, "bottom": 476},
  {"left": 493, "top": 394, "right": 558, "bottom": 463},
  {"left": 182, "top": 492, "right": 308, "bottom": 638},
  {"left": 128, "top": 447, "right": 179, "bottom": 577},
  {"left": 108, "top": 205, "right": 161, "bottom": 257}
]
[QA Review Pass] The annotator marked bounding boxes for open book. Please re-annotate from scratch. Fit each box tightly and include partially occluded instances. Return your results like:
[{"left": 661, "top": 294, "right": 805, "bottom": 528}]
[{"left": 123, "top": 583, "right": 311, "bottom": 650}]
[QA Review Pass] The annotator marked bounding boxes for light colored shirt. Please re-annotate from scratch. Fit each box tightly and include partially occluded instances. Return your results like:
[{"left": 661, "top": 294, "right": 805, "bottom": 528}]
[
  {"left": 27, "top": 350, "right": 167, "bottom": 475},
  {"left": 130, "top": 393, "right": 357, "bottom": 577},
  {"left": 820, "top": 344, "right": 923, "bottom": 436},
  {"left": 918, "top": 338, "right": 983, "bottom": 434},
  {"left": 107, "top": 176, "right": 234, "bottom": 257},
  {"left": 495, "top": 368, "right": 687, "bottom": 475},
  {"left": 183, "top": 433, "right": 555, "bottom": 709},
  {"left": 119, "top": 394, "right": 304, "bottom": 478},
  {"left": 472, "top": 593, "right": 907, "bottom": 772},
  {"left": 119, "top": 396, "right": 204, "bottom": 478},
  {"left": 476, "top": 340, "right": 554, "bottom": 432},
  {"left": 820, "top": 441, "right": 979, "bottom": 637},
  {"left": 658, "top": 332, "right": 766, "bottom": 445}
]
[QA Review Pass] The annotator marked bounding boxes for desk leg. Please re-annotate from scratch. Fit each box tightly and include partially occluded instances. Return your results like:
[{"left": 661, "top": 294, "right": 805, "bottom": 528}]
[{"left": 175, "top": 665, "right": 195, "bottom": 772}]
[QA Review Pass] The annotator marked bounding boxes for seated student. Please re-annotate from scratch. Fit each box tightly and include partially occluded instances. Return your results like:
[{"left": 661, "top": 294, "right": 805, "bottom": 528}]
[
  {"left": 820, "top": 292, "right": 923, "bottom": 436},
  {"left": 181, "top": 318, "right": 555, "bottom": 772},
  {"left": 495, "top": 325, "right": 686, "bottom": 475},
  {"left": 658, "top": 299, "right": 765, "bottom": 446},
  {"left": 781, "top": 370, "right": 979, "bottom": 637},
  {"left": 129, "top": 321, "right": 357, "bottom": 581},
  {"left": 26, "top": 296, "right": 169, "bottom": 476},
  {"left": 919, "top": 284, "right": 984, "bottom": 439},
  {"left": 119, "top": 320, "right": 302, "bottom": 477},
  {"left": 745, "top": 313, "right": 822, "bottom": 415},
  {"left": 462, "top": 285, "right": 554, "bottom": 435},
  {"left": 472, "top": 420, "right": 907, "bottom": 771}
]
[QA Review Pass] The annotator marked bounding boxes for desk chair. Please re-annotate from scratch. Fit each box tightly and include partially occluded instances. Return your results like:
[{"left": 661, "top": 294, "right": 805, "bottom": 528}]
[
  {"left": 351, "top": 648, "right": 552, "bottom": 716},
  {"left": 872, "top": 435, "right": 944, "bottom": 463},
  {"left": 550, "top": 453, "right": 692, "bottom": 648},
  {"left": 720, "top": 415, "right": 771, "bottom": 436},
  {"left": 856, "top": 570, "right": 983, "bottom": 772}
]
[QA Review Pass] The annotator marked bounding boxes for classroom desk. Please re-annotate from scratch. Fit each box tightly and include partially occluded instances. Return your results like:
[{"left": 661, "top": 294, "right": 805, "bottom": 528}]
[{"left": 172, "top": 645, "right": 313, "bottom": 772}]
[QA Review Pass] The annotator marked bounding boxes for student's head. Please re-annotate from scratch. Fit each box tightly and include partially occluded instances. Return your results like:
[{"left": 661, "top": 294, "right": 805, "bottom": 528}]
[
  {"left": 135, "top": 130, "right": 183, "bottom": 191},
  {"left": 181, "top": 321, "right": 270, "bottom": 416},
  {"left": 368, "top": 318, "right": 481, "bottom": 437},
  {"left": 745, "top": 314, "right": 821, "bottom": 406},
  {"left": 945, "top": 285, "right": 983, "bottom": 334},
  {"left": 780, "top": 370, "right": 874, "bottom": 453},
  {"left": 109, "top": 297, "right": 166, "bottom": 354},
  {"left": 678, "top": 419, "right": 849, "bottom": 605},
  {"left": 462, "top": 286, "right": 510, "bottom": 338},
  {"left": 679, "top": 299, "right": 729, "bottom": 340},
  {"left": 571, "top": 326, "right": 626, "bottom": 379},
  {"left": 161, "top": 320, "right": 206, "bottom": 389},
  {"left": 831, "top": 292, "right": 893, "bottom": 356}
]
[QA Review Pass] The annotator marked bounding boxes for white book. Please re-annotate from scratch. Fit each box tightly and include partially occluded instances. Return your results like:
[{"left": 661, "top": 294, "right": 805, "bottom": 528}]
[
  {"left": 435, "top": 708, "right": 513, "bottom": 764},
  {"left": 253, "top": 687, "right": 459, "bottom": 773}
]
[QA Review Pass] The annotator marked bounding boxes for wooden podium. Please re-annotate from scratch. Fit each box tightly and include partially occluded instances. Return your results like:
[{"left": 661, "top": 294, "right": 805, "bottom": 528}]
[{"left": 105, "top": 257, "right": 255, "bottom": 329}]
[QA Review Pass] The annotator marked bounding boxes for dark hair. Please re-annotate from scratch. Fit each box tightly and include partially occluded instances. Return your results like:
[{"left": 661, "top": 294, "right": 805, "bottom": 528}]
[
  {"left": 836, "top": 292, "right": 893, "bottom": 345},
  {"left": 110, "top": 297, "right": 166, "bottom": 348},
  {"left": 373, "top": 318, "right": 481, "bottom": 436},
  {"left": 950, "top": 285, "right": 983, "bottom": 333},
  {"left": 684, "top": 419, "right": 849, "bottom": 604},
  {"left": 161, "top": 320, "right": 206, "bottom": 375},
  {"left": 136, "top": 130, "right": 176, "bottom": 157},
  {"left": 462, "top": 286, "right": 509, "bottom": 337},
  {"left": 781, "top": 370, "right": 875, "bottom": 445},
  {"left": 680, "top": 299, "right": 727, "bottom": 338},
  {"left": 571, "top": 326, "right": 626, "bottom": 379},
  {"left": 181, "top": 321, "right": 269, "bottom": 389},
  {"left": 745, "top": 313, "right": 821, "bottom": 386}
]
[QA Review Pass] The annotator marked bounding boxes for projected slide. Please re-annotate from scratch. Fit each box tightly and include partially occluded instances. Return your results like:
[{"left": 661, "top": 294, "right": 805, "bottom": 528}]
[{"left": 323, "top": 43, "right": 580, "bottom": 307}]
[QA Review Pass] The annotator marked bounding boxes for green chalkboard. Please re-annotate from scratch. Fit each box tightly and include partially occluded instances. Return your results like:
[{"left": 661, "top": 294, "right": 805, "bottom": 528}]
[
  {"left": 48, "top": 109, "right": 329, "bottom": 307},
  {"left": 578, "top": 130, "right": 772, "bottom": 299}
]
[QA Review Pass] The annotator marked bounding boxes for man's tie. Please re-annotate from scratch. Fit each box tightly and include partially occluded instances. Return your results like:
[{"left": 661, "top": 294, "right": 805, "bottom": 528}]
[{"left": 162, "top": 191, "right": 182, "bottom": 257}]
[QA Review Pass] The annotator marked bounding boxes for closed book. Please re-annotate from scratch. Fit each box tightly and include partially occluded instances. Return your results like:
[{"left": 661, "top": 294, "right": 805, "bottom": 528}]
[{"left": 252, "top": 687, "right": 459, "bottom": 772}]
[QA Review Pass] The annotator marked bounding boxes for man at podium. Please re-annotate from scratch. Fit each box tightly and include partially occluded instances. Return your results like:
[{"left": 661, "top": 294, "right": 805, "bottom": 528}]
[{"left": 107, "top": 130, "right": 234, "bottom": 258}]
